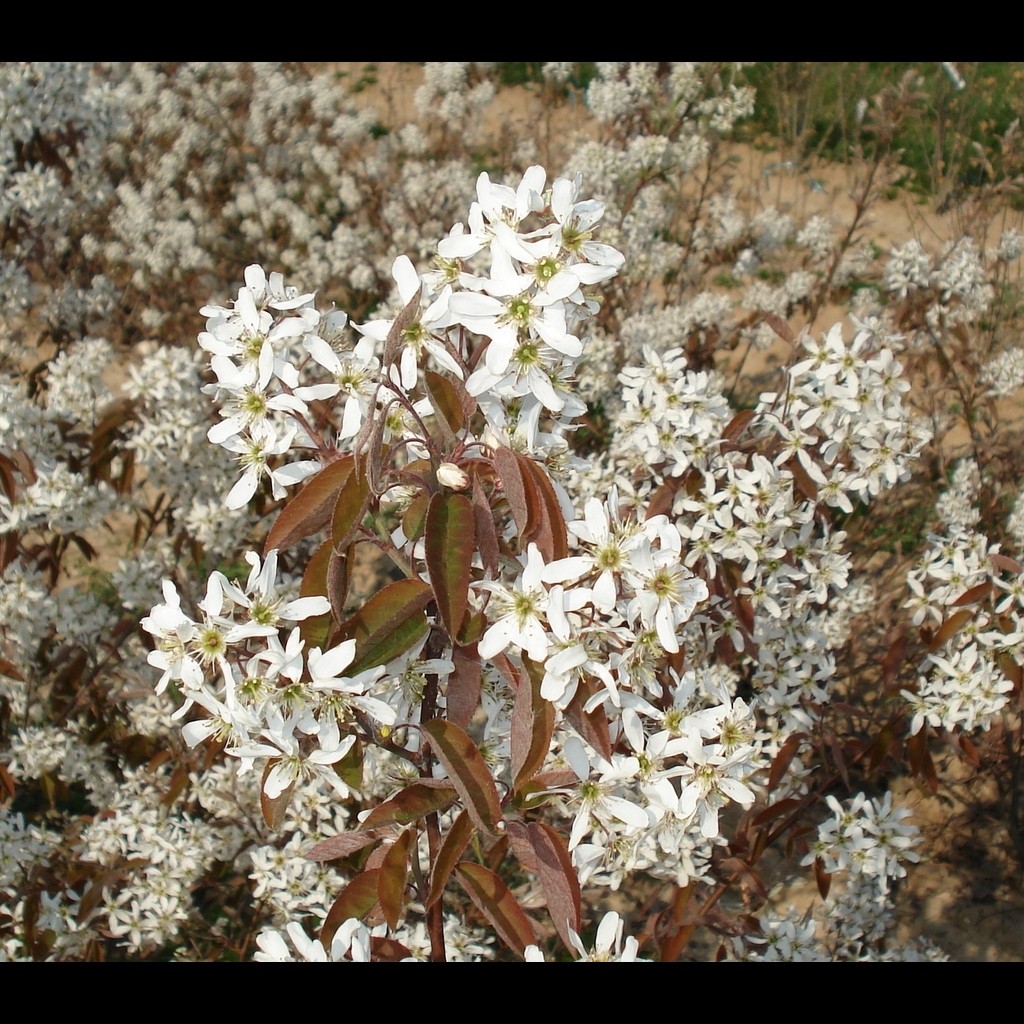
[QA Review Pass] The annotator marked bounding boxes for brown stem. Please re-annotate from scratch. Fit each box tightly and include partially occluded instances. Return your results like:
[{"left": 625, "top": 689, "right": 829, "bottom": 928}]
[
  {"left": 421, "top": 652, "right": 446, "bottom": 961},
  {"left": 424, "top": 810, "right": 447, "bottom": 963}
]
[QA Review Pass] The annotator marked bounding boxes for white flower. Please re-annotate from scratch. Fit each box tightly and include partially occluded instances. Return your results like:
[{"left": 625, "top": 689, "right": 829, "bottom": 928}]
[
  {"left": 477, "top": 544, "right": 559, "bottom": 664},
  {"left": 229, "top": 708, "right": 355, "bottom": 799},
  {"left": 567, "top": 911, "right": 646, "bottom": 962},
  {"left": 206, "top": 549, "right": 330, "bottom": 627},
  {"left": 220, "top": 424, "right": 319, "bottom": 509},
  {"left": 354, "top": 255, "right": 461, "bottom": 390},
  {"left": 676, "top": 732, "right": 756, "bottom": 839},
  {"left": 307, "top": 640, "right": 392, "bottom": 726}
]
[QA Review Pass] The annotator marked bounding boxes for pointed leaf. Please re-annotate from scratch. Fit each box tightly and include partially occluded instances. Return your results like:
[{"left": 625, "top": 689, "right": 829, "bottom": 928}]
[
  {"left": 564, "top": 678, "right": 612, "bottom": 763},
  {"left": 426, "top": 491, "right": 475, "bottom": 640},
  {"left": 518, "top": 453, "right": 568, "bottom": 561},
  {"left": 0, "top": 762, "right": 15, "bottom": 801},
  {"left": 868, "top": 723, "right": 895, "bottom": 773},
  {"left": 447, "top": 643, "right": 482, "bottom": 730},
  {"left": 0, "top": 532, "right": 16, "bottom": 576},
  {"left": 511, "top": 658, "right": 555, "bottom": 793},
  {"left": 259, "top": 764, "right": 294, "bottom": 831},
  {"left": 787, "top": 456, "right": 818, "bottom": 503},
  {"left": 881, "top": 631, "right": 910, "bottom": 692},
  {"left": 307, "top": 828, "right": 388, "bottom": 863},
  {"left": 332, "top": 462, "right": 373, "bottom": 552},
  {"left": 488, "top": 650, "right": 521, "bottom": 691},
  {"left": 300, "top": 538, "right": 334, "bottom": 649},
  {"left": 492, "top": 445, "right": 529, "bottom": 544},
  {"left": 0, "top": 452, "right": 19, "bottom": 501},
  {"left": 991, "top": 552, "right": 1024, "bottom": 575},
  {"left": 361, "top": 783, "right": 458, "bottom": 828},
  {"left": 326, "top": 543, "right": 352, "bottom": 626},
  {"left": 722, "top": 408, "right": 756, "bottom": 444},
  {"left": 814, "top": 857, "right": 832, "bottom": 899},
  {"left": 826, "top": 731, "right": 850, "bottom": 790},
  {"left": 321, "top": 869, "right": 382, "bottom": 947},
  {"left": 382, "top": 284, "right": 423, "bottom": 375},
  {"left": 402, "top": 490, "right": 429, "bottom": 544},
  {"left": 301, "top": 536, "right": 333, "bottom": 599},
  {"left": 455, "top": 862, "right": 536, "bottom": 957},
  {"left": 426, "top": 809, "right": 474, "bottom": 908},
  {"left": 425, "top": 368, "right": 472, "bottom": 434},
  {"left": 505, "top": 820, "right": 538, "bottom": 872},
  {"left": 472, "top": 470, "right": 499, "bottom": 577},
  {"left": 371, "top": 937, "right": 413, "bottom": 962},
  {"left": 752, "top": 797, "right": 802, "bottom": 829},
  {"left": 529, "top": 769, "right": 579, "bottom": 791},
  {"left": 952, "top": 581, "right": 993, "bottom": 607},
  {"left": 336, "top": 735, "right": 364, "bottom": 790},
  {"left": 378, "top": 829, "right": 415, "bottom": 930},
  {"left": 456, "top": 608, "right": 486, "bottom": 647},
  {"left": 9, "top": 449, "right": 35, "bottom": 485},
  {"left": 907, "top": 728, "right": 939, "bottom": 793},
  {"left": 645, "top": 479, "right": 678, "bottom": 521},
  {"left": 930, "top": 608, "right": 973, "bottom": 651},
  {"left": 264, "top": 455, "right": 354, "bottom": 555},
  {"left": 959, "top": 733, "right": 981, "bottom": 768},
  {"left": 767, "top": 733, "right": 803, "bottom": 793},
  {"left": 527, "top": 822, "right": 581, "bottom": 951},
  {"left": 424, "top": 369, "right": 464, "bottom": 449},
  {"left": 423, "top": 719, "right": 503, "bottom": 835},
  {"left": 338, "top": 578, "right": 433, "bottom": 674},
  {"left": 763, "top": 313, "right": 795, "bottom": 344}
]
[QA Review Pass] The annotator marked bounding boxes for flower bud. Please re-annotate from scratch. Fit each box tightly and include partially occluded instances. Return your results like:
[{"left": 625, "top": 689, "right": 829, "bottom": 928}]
[{"left": 437, "top": 461, "right": 469, "bottom": 490}]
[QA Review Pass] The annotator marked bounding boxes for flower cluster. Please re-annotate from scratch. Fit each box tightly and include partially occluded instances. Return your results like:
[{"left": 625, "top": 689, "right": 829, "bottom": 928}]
[{"left": 8, "top": 62, "right": 1024, "bottom": 963}]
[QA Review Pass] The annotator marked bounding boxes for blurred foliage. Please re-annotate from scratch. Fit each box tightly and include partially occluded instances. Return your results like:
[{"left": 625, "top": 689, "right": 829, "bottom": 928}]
[{"left": 743, "top": 62, "right": 1024, "bottom": 203}]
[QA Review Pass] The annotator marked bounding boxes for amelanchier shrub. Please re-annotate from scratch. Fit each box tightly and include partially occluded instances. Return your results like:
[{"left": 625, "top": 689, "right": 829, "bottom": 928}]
[{"left": 2, "top": 62, "right": 1022, "bottom": 961}]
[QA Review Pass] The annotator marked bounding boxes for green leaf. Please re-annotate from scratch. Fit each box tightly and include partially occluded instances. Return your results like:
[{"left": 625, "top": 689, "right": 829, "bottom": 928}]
[
  {"left": 264, "top": 455, "right": 353, "bottom": 555},
  {"left": 336, "top": 735, "right": 364, "bottom": 790},
  {"left": 425, "top": 491, "right": 475, "bottom": 641},
  {"left": 402, "top": 489, "right": 429, "bottom": 544},
  {"left": 299, "top": 538, "right": 334, "bottom": 650},
  {"left": 455, "top": 862, "right": 536, "bottom": 957},
  {"left": 361, "top": 782, "right": 458, "bottom": 828},
  {"left": 422, "top": 719, "right": 503, "bottom": 835},
  {"left": 455, "top": 608, "right": 486, "bottom": 647},
  {"left": 337, "top": 578, "right": 433, "bottom": 674}
]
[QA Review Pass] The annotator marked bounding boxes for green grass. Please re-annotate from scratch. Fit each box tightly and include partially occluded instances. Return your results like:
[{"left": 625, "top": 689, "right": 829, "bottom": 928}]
[{"left": 742, "top": 62, "right": 1024, "bottom": 199}]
